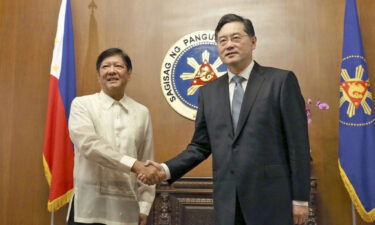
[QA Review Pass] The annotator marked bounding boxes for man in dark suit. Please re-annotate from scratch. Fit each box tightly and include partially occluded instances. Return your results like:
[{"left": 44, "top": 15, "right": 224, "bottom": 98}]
[{"left": 139, "top": 14, "right": 310, "bottom": 225}]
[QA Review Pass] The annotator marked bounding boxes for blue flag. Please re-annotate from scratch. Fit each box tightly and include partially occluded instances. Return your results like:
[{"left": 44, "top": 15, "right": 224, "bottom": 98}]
[{"left": 339, "top": 0, "right": 375, "bottom": 222}]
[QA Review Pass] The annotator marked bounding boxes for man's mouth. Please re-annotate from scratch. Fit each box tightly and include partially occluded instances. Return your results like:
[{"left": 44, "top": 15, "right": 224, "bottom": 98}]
[
  {"left": 225, "top": 52, "right": 237, "bottom": 57},
  {"left": 107, "top": 77, "right": 119, "bottom": 82}
]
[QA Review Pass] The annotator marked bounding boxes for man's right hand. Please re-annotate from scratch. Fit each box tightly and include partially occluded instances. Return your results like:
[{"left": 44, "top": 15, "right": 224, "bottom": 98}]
[
  {"left": 136, "top": 160, "right": 166, "bottom": 185},
  {"left": 131, "top": 160, "right": 164, "bottom": 185}
]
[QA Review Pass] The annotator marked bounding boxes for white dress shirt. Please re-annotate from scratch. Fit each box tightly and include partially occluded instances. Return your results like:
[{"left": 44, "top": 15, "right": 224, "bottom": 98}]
[
  {"left": 227, "top": 60, "right": 254, "bottom": 107},
  {"left": 68, "top": 91, "right": 155, "bottom": 225}
]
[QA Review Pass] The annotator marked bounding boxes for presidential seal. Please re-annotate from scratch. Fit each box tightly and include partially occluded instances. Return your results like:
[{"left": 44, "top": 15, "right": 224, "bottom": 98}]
[
  {"left": 160, "top": 30, "right": 227, "bottom": 120},
  {"left": 339, "top": 55, "right": 375, "bottom": 126}
]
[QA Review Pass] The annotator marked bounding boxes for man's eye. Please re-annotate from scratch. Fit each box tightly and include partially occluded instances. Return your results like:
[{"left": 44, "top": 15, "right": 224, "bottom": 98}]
[{"left": 219, "top": 39, "right": 227, "bottom": 44}]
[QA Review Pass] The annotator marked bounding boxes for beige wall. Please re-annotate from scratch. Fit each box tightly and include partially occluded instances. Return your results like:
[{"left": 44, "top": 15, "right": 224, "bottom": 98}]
[{"left": 1, "top": 0, "right": 375, "bottom": 224}]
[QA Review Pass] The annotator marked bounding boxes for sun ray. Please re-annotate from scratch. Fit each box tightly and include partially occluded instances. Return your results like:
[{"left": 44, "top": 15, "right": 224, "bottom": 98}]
[
  {"left": 187, "top": 57, "right": 200, "bottom": 70},
  {"left": 187, "top": 85, "right": 201, "bottom": 96},
  {"left": 341, "top": 69, "right": 351, "bottom": 81},
  {"left": 180, "top": 73, "right": 196, "bottom": 80},
  {"left": 347, "top": 102, "right": 355, "bottom": 118},
  {"left": 202, "top": 50, "right": 210, "bottom": 62},
  {"left": 340, "top": 96, "right": 346, "bottom": 107},
  {"left": 361, "top": 101, "right": 372, "bottom": 115},
  {"left": 212, "top": 57, "right": 222, "bottom": 69},
  {"left": 355, "top": 65, "right": 364, "bottom": 80}
]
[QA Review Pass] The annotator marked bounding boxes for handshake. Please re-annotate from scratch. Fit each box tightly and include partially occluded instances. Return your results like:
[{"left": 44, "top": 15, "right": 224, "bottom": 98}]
[{"left": 132, "top": 160, "right": 167, "bottom": 185}]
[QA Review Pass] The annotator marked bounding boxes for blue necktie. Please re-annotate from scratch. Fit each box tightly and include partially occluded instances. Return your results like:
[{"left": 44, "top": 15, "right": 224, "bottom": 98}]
[{"left": 231, "top": 76, "right": 245, "bottom": 130}]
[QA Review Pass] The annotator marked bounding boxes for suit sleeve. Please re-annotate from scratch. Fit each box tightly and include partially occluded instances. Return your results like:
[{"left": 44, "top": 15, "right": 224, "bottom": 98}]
[
  {"left": 165, "top": 89, "right": 212, "bottom": 183},
  {"left": 280, "top": 72, "right": 311, "bottom": 201}
]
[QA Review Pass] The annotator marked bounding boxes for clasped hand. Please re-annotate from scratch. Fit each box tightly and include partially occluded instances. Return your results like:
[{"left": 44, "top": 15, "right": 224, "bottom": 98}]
[{"left": 132, "top": 160, "right": 166, "bottom": 185}]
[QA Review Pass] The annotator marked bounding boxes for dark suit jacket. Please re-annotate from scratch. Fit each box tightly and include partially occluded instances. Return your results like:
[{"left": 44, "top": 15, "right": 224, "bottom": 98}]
[{"left": 165, "top": 62, "right": 310, "bottom": 225}]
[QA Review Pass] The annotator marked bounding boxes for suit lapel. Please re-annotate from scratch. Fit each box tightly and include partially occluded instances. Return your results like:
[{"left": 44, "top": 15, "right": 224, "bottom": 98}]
[
  {"left": 216, "top": 73, "right": 235, "bottom": 136},
  {"left": 234, "top": 62, "right": 265, "bottom": 141}
]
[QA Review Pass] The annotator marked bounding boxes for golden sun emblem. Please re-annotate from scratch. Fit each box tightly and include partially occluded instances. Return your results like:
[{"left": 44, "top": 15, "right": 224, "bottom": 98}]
[
  {"left": 340, "top": 64, "right": 373, "bottom": 118},
  {"left": 180, "top": 50, "right": 225, "bottom": 95}
]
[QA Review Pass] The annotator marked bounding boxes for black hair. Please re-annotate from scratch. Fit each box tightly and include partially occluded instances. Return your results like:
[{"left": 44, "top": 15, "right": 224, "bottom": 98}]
[
  {"left": 214, "top": 14, "right": 255, "bottom": 40},
  {"left": 96, "top": 48, "right": 132, "bottom": 72}
]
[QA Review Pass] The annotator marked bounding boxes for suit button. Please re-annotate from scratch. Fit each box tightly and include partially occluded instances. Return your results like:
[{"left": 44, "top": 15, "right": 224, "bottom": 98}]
[{"left": 230, "top": 170, "right": 234, "bottom": 174}]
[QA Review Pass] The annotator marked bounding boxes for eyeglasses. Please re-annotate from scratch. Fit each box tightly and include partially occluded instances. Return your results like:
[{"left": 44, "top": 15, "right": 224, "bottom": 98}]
[{"left": 217, "top": 33, "right": 249, "bottom": 47}]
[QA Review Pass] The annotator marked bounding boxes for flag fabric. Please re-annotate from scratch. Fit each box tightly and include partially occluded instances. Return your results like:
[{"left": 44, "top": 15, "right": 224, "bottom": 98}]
[
  {"left": 339, "top": 0, "right": 375, "bottom": 222},
  {"left": 43, "top": 0, "right": 76, "bottom": 212}
]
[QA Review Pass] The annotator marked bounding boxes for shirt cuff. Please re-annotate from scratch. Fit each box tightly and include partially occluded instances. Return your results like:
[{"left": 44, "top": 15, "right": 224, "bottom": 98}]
[
  {"left": 139, "top": 201, "right": 153, "bottom": 215},
  {"left": 120, "top": 155, "right": 137, "bottom": 173},
  {"left": 293, "top": 200, "right": 308, "bottom": 206},
  {"left": 160, "top": 163, "right": 171, "bottom": 180}
]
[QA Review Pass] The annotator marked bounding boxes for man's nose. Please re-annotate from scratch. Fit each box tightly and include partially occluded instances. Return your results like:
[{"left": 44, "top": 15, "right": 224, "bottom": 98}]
[
  {"left": 108, "top": 65, "right": 116, "bottom": 73},
  {"left": 226, "top": 41, "right": 235, "bottom": 49}
]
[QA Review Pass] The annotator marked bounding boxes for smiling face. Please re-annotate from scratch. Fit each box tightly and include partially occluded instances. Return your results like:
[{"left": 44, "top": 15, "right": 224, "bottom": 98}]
[
  {"left": 217, "top": 21, "right": 256, "bottom": 74},
  {"left": 98, "top": 54, "right": 131, "bottom": 100}
]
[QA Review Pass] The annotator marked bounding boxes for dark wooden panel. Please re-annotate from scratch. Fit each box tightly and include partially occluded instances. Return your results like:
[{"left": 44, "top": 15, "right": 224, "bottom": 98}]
[{"left": 148, "top": 177, "right": 318, "bottom": 225}]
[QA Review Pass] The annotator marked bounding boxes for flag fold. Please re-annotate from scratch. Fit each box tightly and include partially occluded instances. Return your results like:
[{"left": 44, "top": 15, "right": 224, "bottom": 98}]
[
  {"left": 339, "top": 0, "right": 375, "bottom": 222},
  {"left": 43, "top": 0, "right": 76, "bottom": 212}
]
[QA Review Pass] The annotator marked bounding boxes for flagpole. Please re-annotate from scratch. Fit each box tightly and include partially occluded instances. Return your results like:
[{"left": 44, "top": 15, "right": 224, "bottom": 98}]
[
  {"left": 351, "top": 202, "right": 356, "bottom": 225},
  {"left": 50, "top": 212, "right": 55, "bottom": 225}
]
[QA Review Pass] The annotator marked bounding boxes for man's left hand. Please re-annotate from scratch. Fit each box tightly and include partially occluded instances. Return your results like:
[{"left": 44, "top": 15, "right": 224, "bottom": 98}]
[
  {"left": 139, "top": 213, "right": 148, "bottom": 225},
  {"left": 293, "top": 205, "right": 308, "bottom": 225}
]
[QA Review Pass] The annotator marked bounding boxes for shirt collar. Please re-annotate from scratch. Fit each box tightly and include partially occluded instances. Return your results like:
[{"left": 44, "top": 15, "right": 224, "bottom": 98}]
[
  {"left": 227, "top": 60, "right": 254, "bottom": 83},
  {"left": 99, "top": 91, "right": 129, "bottom": 110}
]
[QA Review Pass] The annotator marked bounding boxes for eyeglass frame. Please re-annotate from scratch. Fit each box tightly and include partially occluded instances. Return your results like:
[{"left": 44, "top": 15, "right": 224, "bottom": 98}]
[{"left": 216, "top": 33, "right": 250, "bottom": 47}]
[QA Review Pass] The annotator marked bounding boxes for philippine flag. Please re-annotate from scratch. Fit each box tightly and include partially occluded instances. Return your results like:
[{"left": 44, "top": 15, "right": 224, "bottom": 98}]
[{"left": 43, "top": 0, "right": 76, "bottom": 212}]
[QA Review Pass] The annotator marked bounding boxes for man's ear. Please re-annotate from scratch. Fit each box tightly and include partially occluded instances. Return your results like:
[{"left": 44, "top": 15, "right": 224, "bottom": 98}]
[
  {"left": 252, "top": 36, "right": 257, "bottom": 50},
  {"left": 126, "top": 70, "right": 132, "bottom": 79}
]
